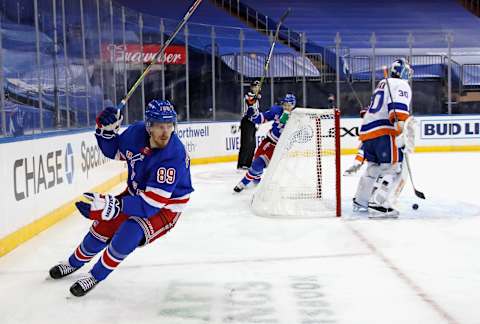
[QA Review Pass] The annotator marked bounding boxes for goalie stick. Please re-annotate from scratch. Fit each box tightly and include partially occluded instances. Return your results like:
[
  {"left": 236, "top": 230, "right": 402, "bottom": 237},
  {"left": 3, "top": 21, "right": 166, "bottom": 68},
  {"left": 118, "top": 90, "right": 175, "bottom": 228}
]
[
  {"left": 254, "top": 8, "right": 291, "bottom": 96},
  {"left": 117, "top": 0, "right": 203, "bottom": 111},
  {"left": 343, "top": 59, "right": 364, "bottom": 110},
  {"left": 404, "top": 152, "right": 425, "bottom": 199},
  {"left": 383, "top": 66, "right": 426, "bottom": 200}
]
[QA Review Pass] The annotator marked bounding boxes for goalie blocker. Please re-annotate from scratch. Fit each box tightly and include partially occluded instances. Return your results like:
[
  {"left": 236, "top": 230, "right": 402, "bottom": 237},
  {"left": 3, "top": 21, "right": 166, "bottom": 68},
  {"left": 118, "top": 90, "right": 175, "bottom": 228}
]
[{"left": 251, "top": 108, "right": 341, "bottom": 218}]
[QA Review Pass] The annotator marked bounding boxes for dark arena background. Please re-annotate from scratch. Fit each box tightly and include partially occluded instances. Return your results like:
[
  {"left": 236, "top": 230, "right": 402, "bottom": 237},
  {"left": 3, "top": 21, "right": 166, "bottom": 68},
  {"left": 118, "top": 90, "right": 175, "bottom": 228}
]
[{"left": 0, "top": 0, "right": 479, "bottom": 130}]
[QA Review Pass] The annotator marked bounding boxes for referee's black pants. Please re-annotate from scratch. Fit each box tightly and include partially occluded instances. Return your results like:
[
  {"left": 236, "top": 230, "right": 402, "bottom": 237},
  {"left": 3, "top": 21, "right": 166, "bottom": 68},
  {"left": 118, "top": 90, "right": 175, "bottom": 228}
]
[{"left": 237, "top": 116, "right": 257, "bottom": 169}]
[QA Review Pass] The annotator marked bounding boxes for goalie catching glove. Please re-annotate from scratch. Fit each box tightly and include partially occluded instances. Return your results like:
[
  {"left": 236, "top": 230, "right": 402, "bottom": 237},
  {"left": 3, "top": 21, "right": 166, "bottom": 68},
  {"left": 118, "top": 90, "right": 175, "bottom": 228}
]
[
  {"left": 95, "top": 106, "right": 123, "bottom": 139},
  {"left": 75, "top": 192, "right": 122, "bottom": 221},
  {"left": 395, "top": 117, "right": 416, "bottom": 154}
]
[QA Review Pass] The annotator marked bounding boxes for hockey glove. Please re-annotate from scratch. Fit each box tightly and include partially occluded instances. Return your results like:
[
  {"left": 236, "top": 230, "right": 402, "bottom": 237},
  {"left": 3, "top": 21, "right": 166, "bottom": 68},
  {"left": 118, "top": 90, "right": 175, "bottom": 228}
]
[
  {"left": 343, "top": 160, "right": 363, "bottom": 176},
  {"left": 396, "top": 117, "right": 416, "bottom": 154},
  {"left": 245, "top": 106, "right": 259, "bottom": 119},
  {"left": 95, "top": 107, "right": 123, "bottom": 139},
  {"left": 360, "top": 108, "right": 368, "bottom": 118},
  {"left": 75, "top": 192, "right": 122, "bottom": 221},
  {"left": 395, "top": 133, "right": 415, "bottom": 154}
]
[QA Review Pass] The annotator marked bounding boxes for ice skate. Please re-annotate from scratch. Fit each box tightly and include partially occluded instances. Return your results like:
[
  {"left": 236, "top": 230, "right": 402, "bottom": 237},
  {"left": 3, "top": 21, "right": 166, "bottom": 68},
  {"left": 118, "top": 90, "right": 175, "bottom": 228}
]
[
  {"left": 352, "top": 198, "right": 368, "bottom": 213},
  {"left": 233, "top": 181, "right": 246, "bottom": 193},
  {"left": 49, "top": 262, "right": 79, "bottom": 279},
  {"left": 368, "top": 203, "right": 399, "bottom": 219},
  {"left": 70, "top": 274, "right": 99, "bottom": 297}
]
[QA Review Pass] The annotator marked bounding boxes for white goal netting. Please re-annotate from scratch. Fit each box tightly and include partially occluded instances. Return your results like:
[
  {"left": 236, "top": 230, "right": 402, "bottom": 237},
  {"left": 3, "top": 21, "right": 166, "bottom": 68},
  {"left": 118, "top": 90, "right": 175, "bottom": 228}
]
[{"left": 251, "top": 108, "right": 341, "bottom": 218}]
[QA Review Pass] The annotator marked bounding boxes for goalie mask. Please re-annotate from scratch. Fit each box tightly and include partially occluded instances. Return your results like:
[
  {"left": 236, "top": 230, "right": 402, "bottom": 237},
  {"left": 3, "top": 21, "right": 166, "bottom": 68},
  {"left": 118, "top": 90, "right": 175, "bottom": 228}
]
[{"left": 390, "top": 58, "right": 413, "bottom": 81}]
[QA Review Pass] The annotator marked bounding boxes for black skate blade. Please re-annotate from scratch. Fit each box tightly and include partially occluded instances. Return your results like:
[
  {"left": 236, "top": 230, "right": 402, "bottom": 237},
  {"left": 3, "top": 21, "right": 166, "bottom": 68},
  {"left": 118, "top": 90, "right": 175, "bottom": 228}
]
[
  {"left": 70, "top": 283, "right": 88, "bottom": 297},
  {"left": 69, "top": 280, "right": 98, "bottom": 297},
  {"left": 368, "top": 205, "right": 399, "bottom": 219},
  {"left": 415, "top": 189, "right": 426, "bottom": 200}
]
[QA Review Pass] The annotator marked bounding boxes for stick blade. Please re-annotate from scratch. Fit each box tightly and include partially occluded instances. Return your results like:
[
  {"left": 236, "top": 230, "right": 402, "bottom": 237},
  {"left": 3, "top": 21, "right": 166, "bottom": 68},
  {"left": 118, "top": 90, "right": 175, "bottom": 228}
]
[{"left": 415, "top": 190, "right": 426, "bottom": 200}]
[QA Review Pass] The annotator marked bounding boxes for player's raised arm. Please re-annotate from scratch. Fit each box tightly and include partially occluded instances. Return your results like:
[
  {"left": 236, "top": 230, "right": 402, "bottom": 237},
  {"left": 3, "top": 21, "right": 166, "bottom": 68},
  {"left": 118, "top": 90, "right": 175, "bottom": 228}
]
[
  {"left": 247, "top": 98, "right": 288, "bottom": 124},
  {"left": 94, "top": 105, "right": 124, "bottom": 159}
]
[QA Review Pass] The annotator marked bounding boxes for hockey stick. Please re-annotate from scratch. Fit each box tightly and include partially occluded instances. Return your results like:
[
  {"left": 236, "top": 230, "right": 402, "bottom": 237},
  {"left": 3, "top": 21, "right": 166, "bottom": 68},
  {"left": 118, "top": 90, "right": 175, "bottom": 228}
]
[
  {"left": 382, "top": 66, "right": 426, "bottom": 200},
  {"left": 404, "top": 153, "right": 425, "bottom": 199},
  {"left": 255, "top": 8, "right": 291, "bottom": 96},
  {"left": 343, "top": 59, "right": 364, "bottom": 109},
  {"left": 117, "top": 0, "right": 203, "bottom": 111}
]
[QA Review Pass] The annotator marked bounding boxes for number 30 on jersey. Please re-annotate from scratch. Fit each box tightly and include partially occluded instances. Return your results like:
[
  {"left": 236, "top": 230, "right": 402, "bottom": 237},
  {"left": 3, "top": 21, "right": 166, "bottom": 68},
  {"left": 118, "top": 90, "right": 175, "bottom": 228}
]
[{"left": 157, "top": 167, "right": 176, "bottom": 184}]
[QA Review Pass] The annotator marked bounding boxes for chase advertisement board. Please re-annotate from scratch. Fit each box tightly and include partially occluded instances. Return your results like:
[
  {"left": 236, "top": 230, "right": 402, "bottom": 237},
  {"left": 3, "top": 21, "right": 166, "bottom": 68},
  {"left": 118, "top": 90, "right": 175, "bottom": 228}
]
[{"left": 1, "top": 132, "right": 125, "bottom": 239}]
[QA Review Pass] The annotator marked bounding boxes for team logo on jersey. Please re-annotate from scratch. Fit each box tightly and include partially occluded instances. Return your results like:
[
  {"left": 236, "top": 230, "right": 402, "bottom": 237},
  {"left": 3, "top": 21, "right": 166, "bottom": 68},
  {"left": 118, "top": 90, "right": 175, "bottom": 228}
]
[
  {"left": 185, "top": 151, "right": 191, "bottom": 168},
  {"left": 126, "top": 150, "right": 145, "bottom": 181}
]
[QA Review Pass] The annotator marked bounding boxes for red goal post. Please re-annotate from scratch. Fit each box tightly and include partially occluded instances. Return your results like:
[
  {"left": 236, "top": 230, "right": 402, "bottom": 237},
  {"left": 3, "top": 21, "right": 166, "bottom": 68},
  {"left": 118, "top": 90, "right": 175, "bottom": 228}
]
[{"left": 251, "top": 107, "right": 341, "bottom": 218}]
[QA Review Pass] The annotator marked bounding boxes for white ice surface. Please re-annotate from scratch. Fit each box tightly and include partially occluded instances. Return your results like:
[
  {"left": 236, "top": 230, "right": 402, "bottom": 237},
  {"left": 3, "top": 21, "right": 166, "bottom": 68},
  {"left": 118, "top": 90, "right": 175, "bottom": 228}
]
[{"left": 1, "top": 152, "right": 480, "bottom": 324}]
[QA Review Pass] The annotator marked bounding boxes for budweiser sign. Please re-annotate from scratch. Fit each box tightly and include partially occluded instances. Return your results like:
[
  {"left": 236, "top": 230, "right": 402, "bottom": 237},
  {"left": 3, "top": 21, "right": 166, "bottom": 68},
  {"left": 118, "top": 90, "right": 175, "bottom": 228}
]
[{"left": 101, "top": 44, "right": 186, "bottom": 65}]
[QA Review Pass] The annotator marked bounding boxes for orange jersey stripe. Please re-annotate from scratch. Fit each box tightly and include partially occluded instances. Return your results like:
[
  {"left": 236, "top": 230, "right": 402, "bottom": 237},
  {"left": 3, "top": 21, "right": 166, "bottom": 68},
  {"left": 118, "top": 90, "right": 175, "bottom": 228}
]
[
  {"left": 359, "top": 128, "right": 399, "bottom": 142},
  {"left": 390, "top": 135, "right": 398, "bottom": 163},
  {"left": 389, "top": 110, "right": 410, "bottom": 123}
]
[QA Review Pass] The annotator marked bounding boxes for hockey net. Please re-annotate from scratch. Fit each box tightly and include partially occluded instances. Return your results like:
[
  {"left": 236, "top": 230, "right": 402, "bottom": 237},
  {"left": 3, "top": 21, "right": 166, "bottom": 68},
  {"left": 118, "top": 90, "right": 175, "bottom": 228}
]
[{"left": 251, "top": 108, "right": 341, "bottom": 217}]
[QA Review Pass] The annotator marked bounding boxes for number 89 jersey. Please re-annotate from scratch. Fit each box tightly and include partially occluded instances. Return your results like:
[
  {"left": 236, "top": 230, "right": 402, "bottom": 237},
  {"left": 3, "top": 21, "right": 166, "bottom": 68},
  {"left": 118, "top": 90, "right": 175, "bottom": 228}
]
[
  {"left": 96, "top": 122, "right": 194, "bottom": 218},
  {"left": 359, "top": 78, "right": 412, "bottom": 142}
]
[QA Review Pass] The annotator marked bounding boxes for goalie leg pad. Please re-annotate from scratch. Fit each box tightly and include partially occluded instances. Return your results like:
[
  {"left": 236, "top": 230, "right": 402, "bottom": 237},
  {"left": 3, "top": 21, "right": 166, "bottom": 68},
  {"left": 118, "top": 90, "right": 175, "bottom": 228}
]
[
  {"left": 354, "top": 162, "right": 383, "bottom": 208},
  {"left": 370, "top": 163, "right": 406, "bottom": 208}
]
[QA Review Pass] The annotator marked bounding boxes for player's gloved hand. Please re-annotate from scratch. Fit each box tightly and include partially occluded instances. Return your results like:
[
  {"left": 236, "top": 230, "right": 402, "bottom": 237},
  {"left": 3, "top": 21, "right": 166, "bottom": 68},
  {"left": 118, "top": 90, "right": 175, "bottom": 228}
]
[
  {"left": 95, "top": 106, "right": 123, "bottom": 139},
  {"left": 343, "top": 160, "right": 363, "bottom": 176},
  {"left": 395, "top": 117, "right": 416, "bottom": 154},
  {"left": 360, "top": 108, "right": 368, "bottom": 118},
  {"left": 245, "top": 106, "right": 259, "bottom": 119},
  {"left": 395, "top": 133, "right": 414, "bottom": 154},
  {"left": 75, "top": 192, "right": 122, "bottom": 221}
]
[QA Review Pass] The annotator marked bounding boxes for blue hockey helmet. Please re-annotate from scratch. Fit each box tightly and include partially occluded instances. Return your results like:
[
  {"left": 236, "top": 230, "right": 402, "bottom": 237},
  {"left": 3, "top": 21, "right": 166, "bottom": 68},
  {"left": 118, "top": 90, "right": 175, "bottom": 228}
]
[
  {"left": 281, "top": 93, "right": 296, "bottom": 107},
  {"left": 390, "top": 58, "right": 413, "bottom": 80},
  {"left": 145, "top": 99, "right": 177, "bottom": 124}
]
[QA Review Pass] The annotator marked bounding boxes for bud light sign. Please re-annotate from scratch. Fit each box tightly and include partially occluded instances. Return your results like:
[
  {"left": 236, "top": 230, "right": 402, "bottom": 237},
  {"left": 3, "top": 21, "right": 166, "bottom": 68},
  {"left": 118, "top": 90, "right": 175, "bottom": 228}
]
[{"left": 421, "top": 119, "right": 480, "bottom": 139}]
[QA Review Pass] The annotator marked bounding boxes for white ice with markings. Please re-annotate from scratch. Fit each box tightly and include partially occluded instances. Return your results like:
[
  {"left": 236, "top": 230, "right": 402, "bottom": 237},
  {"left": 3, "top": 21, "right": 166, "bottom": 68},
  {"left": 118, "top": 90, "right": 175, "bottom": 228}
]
[{"left": 0, "top": 152, "right": 479, "bottom": 324}]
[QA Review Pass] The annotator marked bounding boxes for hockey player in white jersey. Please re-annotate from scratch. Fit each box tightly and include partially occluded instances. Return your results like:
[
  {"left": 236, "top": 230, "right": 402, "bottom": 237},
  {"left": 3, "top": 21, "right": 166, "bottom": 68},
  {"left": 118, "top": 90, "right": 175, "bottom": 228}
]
[{"left": 353, "top": 58, "right": 414, "bottom": 217}]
